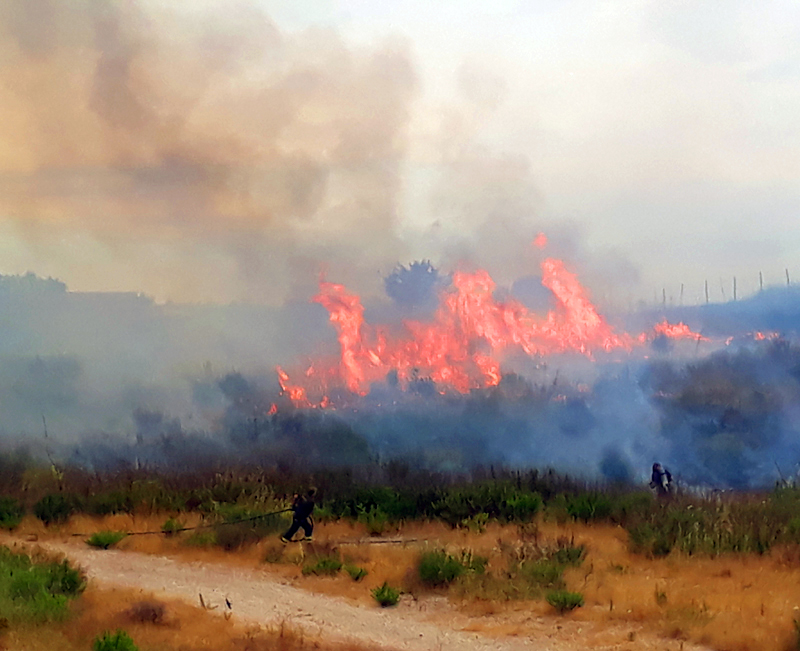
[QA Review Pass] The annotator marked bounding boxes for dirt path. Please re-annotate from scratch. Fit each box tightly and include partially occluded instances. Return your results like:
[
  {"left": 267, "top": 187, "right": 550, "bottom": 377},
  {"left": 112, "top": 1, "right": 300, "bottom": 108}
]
[{"left": 28, "top": 540, "right": 710, "bottom": 651}]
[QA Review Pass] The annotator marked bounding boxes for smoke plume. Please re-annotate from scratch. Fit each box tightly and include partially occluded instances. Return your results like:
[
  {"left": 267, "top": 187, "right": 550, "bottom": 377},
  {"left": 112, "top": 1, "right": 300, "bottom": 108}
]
[{"left": 0, "top": 0, "right": 416, "bottom": 303}]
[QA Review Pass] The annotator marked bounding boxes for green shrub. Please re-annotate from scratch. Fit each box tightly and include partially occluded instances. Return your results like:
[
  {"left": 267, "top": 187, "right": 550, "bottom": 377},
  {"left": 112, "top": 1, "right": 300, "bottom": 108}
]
[
  {"left": 372, "top": 582, "right": 400, "bottom": 607},
  {"left": 551, "top": 543, "right": 585, "bottom": 567},
  {"left": 0, "top": 546, "right": 85, "bottom": 624},
  {"left": 0, "top": 497, "right": 24, "bottom": 530},
  {"left": 344, "top": 564, "right": 368, "bottom": 581},
  {"left": 432, "top": 482, "right": 541, "bottom": 526},
  {"left": 86, "top": 531, "right": 128, "bottom": 550},
  {"left": 184, "top": 531, "right": 216, "bottom": 547},
  {"left": 161, "top": 518, "right": 182, "bottom": 536},
  {"left": 565, "top": 493, "right": 612, "bottom": 522},
  {"left": 609, "top": 491, "right": 655, "bottom": 524},
  {"left": 42, "top": 558, "right": 86, "bottom": 596},
  {"left": 418, "top": 551, "right": 466, "bottom": 587},
  {"left": 93, "top": 629, "right": 139, "bottom": 651},
  {"left": 518, "top": 559, "right": 564, "bottom": 589},
  {"left": 417, "top": 549, "right": 487, "bottom": 588},
  {"left": 505, "top": 492, "right": 543, "bottom": 522},
  {"left": 546, "top": 590, "right": 584, "bottom": 613},
  {"left": 357, "top": 505, "right": 389, "bottom": 535},
  {"left": 628, "top": 522, "right": 672, "bottom": 557},
  {"left": 302, "top": 556, "right": 343, "bottom": 576},
  {"left": 87, "top": 491, "right": 133, "bottom": 516},
  {"left": 33, "top": 493, "right": 74, "bottom": 526},
  {"left": 461, "top": 512, "right": 489, "bottom": 533}
]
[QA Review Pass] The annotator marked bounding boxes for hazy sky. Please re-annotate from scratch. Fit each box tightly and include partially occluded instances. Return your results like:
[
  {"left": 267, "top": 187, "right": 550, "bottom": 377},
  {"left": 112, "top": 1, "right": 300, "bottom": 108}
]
[{"left": 1, "top": 0, "right": 798, "bottom": 306}]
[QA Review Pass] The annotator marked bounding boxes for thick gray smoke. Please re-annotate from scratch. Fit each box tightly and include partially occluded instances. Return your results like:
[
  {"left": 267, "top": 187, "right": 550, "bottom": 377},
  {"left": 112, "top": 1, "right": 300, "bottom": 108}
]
[
  {"left": 0, "top": 0, "right": 416, "bottom": 303},
  {"left": 2, "top": 2, "right": 800, "bottom": 489},
  {"left": 2, "top": 270, "right": 800, "bottom": 489}
]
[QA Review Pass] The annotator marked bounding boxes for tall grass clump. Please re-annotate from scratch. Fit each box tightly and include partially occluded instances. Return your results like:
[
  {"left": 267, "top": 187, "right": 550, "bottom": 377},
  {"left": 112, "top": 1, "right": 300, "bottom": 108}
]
[
  {"left": 93, "top": 629, "right": 139, "bottom": 651},
  {"left": 344, "top": 564, "right": 368, "bottom": 581},
  {"left": 357, "top": 504, "right": 389, "bottom": 535},
  {"left": 418, "top": 550, "right": 486, "bottom": 587},
  {"left": 86, "top": 531, "right": 128, "bottom": 550},
  {"left": 546, "top": 590, "right": 584, "bottom": 614},
  {"left": 625, "top": 494, "right": 796, "bottom": 557},
  {"left": 0, "top": 496, "right": 24, "bottom": 530},
  {"left": 564, "top": 493, "right": 613, "bottom": 522},
  {"left": 33, "top": 493, "right": 74, "bottom": 526},
  {"left": 372, "top": 582, "right": 400, "bottom": 607},
  {"left": 302, "top": 556, "right": 343, "bottom": 576},
  {"left": 432, "top": 482, "right": 542, "bottom": 527},
  {"left": 0, "top": 546, "right": 85, "bottom": 624},
  {"left": 161, "top": 517, "right": 182, "bottom": 537}
]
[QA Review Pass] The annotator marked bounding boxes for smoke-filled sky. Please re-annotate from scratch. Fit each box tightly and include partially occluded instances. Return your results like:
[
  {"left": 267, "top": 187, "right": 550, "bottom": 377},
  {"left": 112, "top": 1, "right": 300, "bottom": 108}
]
[{"left": 1, "top": 0, "right": 799, "bottom": 306}]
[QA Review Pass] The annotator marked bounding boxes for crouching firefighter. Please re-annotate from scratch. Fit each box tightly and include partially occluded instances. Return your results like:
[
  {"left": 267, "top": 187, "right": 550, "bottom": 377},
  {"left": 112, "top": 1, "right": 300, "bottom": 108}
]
[{"left": 280, "top": 488, "right": 316, "bottom": 543}]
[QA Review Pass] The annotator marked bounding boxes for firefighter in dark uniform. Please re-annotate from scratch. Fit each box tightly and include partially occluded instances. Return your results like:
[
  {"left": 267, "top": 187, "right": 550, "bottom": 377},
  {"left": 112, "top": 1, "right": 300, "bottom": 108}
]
[
  {"left": 280, "top": 488, "right": 316, "bottom": 542},
  {"left": 650, "top": 462, "right": 673, "bottom": 497}
]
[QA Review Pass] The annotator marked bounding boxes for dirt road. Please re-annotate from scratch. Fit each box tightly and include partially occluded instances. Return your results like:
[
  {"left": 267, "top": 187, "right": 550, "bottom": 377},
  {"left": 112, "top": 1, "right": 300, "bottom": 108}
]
[{"left": 31, "top": 540, "right": 709, "bottom": 651}]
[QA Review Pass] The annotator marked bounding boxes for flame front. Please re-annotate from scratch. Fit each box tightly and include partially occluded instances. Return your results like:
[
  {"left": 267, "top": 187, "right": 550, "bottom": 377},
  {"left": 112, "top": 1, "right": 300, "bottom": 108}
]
[
  {"left": 278, "top": 254, "right": 704, "bottom": 406},
  {"left": 653, "top": 319, "right": 708, "bottom": 341}
]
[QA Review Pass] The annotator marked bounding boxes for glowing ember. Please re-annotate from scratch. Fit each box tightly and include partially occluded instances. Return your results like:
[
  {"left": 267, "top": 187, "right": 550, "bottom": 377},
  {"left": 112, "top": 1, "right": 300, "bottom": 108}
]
[
  {"left": 276, "top": 366, "right": 311, "bottom": 407},
  {"left": 533, "top": 232, "right": 548, "bottom": 249},
  {"left": 276, "top": 249, "right": 706, "bottom": 407}
]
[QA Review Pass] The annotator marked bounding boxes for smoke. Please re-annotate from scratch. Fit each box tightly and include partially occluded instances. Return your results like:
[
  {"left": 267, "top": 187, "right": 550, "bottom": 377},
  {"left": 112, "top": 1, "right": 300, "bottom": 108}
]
[
  {"left": 0, "top": 0, "right": 416, "bottom": 303},
  {"left": 3, "top": 2, "right": 799, "bottom": 489}
]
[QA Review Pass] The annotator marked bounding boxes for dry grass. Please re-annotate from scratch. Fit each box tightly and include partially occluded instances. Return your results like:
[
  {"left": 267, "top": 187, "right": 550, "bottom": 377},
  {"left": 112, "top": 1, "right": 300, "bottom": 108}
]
[
  {"left": 10, "top": 512, "right": 800, "bottom": 650},
  {"left": 0, "top": 581, "right": 379, "bottom": 651}
]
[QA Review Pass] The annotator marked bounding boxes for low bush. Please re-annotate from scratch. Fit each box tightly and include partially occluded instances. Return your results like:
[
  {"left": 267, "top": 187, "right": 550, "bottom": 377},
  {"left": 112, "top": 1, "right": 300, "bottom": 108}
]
[
  {"left": 86, "top": 491, "right": 133, "bottom": 516},
  {"left": 302, "top": 556, "right": 343, "bottom": 576},
  {"left": 0, "top": 496, "right": 24, "bottom": 530},
  {"left": 418, "top": 551, "right": 466, "bottom": 587},
  {"left": 517, "top": 559, "right": 565, "bottom": 589},
  {"left": 161, "top": 518, "right": 182, "bottom": 536},
  {"left": 33, "top": 493, "right": 74, "bottom": 526},
  {"left": 551, "top": 543, "right": 585, "bottom": 567},
  {"left": 93, "top": 629, "right": 139, "bottom": 651},
  {"left": 86, "top": 531, "right": 128, "bottom": 550},
  {"left": 432, "top": 482, "right": 542, "bottom": 527},
  {"left": 125, "top": 600, "right": 166, "bottom": 624},
  {"left": 372, "top": 582, "right": 400, "bottom": 607},
  {"left": 357, "top": 505, "right": 389, "bottom": 535},
  {"left": 546, "top": 590, "right": 584, "bottom": 613},
  {"left": 565, "top": 493, "right": 613, "bottom": 522},
  {"left": 344, "top": 564, "right": 368, "bottom": 581},
  {"left": 418, "top": 550, "right": 486, "bottom": 587},
  {"left": 0, "top": 546, "right": 85, "bottom": 624},
  {"left": 184, "top": 531, "right": 216, "bottom": 547}
]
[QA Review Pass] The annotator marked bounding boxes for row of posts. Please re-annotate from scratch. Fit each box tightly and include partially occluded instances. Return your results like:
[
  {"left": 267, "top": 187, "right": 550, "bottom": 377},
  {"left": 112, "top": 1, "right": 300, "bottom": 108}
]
[{"left": 657, "top": 269, "right": 792, "bottom": 306}]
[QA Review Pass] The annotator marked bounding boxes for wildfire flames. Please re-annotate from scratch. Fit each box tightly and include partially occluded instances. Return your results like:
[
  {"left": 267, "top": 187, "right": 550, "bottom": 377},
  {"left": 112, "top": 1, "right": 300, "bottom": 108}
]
[
  {"left": 277, "top": 247, "right": 704, "bottom": 408},
  {"left": 653, "top": 319, "right": 709, "bottom": 341}
]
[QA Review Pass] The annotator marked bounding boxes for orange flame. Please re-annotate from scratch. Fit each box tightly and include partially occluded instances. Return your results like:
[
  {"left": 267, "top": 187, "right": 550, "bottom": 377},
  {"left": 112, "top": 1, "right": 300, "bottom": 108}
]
[
  {"left": 275, "top": 251, "right": 699, "bottom": 407},
  {"left": 276, "top": 365, "right": 311, "bottom": 407},
  {"left": 653, "top": 319, "right": 707, "bottom": 341}
]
